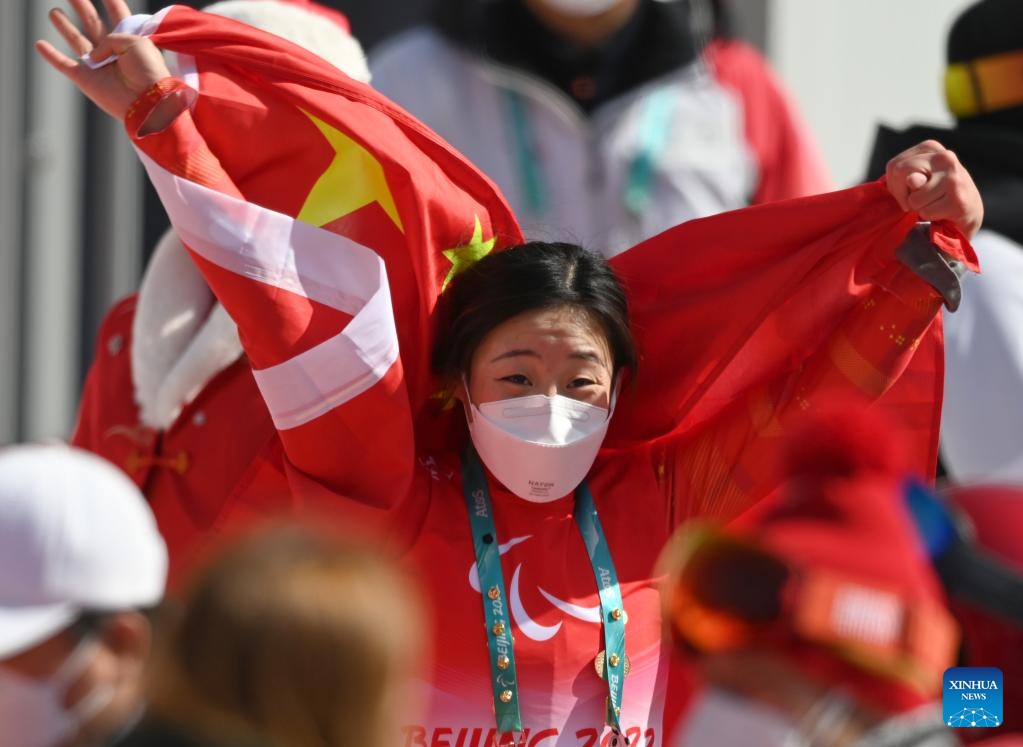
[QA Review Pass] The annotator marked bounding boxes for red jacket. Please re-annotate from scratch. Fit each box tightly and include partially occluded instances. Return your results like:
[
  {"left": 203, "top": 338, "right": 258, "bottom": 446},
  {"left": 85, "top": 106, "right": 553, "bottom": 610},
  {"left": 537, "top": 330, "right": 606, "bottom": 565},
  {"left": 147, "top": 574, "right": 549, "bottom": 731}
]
[{"left": 73, "top": 295, "right": 291, "bottom": 588}]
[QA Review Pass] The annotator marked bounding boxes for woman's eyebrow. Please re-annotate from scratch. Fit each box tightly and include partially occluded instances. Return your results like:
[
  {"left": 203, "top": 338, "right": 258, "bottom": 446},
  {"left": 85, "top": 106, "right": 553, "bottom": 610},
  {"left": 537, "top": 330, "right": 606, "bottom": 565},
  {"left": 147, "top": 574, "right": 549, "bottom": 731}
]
[
  {"left": 570, "top": 350, "right": 604, "bottom": 363},
  {"left": 490, "top": 348, "right": 540, "bottom": 363},
  {"left": 489, "top": 349, "right": 605, "bottom": 364}
]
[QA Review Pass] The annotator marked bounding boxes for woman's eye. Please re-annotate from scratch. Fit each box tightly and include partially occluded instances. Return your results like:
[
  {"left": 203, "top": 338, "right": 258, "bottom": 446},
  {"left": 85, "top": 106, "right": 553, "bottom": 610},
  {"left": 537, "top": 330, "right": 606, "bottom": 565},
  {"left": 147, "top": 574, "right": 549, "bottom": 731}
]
[
  {"left": 500, "top": 374, "right": 531, "bottom": 385},
  {"left": 569, "top": 377, "right": 597, "bottom": 388}
]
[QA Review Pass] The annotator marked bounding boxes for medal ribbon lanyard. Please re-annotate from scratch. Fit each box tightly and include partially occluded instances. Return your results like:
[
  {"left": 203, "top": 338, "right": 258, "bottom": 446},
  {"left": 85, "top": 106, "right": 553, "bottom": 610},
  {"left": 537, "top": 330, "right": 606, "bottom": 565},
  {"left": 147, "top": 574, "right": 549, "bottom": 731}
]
[
  {"left": 574, "top": 481, "right": 628, "bottom": 733},
  {"left": 461, "top": 446, "right": 628, "bottom": 740},
  {"left": 461, "top": 445, "right": 522, "bottom": 735}
]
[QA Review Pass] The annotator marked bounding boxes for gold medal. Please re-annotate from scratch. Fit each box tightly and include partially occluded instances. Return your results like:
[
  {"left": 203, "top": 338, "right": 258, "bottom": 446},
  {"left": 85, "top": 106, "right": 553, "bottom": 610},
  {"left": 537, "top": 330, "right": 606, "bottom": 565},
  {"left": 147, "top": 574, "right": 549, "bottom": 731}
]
[{"left": 593, "top": 649, "right": 631, "bottom": 679}]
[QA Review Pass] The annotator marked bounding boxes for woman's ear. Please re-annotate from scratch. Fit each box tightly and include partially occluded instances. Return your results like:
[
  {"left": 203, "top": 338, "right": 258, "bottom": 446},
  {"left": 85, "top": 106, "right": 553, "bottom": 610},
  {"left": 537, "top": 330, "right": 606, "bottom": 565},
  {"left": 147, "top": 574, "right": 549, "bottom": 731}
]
[
  {"left": 610, "top": 369, "right": 625, "bottom": 403},
  {"left": 453, "top": 377, "right": 472, "bottom": 422}
]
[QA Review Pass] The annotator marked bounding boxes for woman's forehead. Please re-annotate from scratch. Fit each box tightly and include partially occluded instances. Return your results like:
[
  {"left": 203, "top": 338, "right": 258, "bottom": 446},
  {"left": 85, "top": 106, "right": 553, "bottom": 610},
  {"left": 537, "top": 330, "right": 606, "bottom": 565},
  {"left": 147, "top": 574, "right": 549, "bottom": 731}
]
[{"left": 475, "top": 306, "right": 612, "bottom": 361}]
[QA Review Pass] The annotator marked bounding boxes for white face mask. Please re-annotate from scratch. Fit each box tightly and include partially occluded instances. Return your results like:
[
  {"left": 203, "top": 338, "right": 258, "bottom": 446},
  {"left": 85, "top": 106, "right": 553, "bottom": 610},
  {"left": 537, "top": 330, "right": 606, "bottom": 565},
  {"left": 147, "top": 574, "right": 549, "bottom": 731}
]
[
  {"left": 538, "top": 0, "right": 623, "bottom": 18},
  {"left": 466, "top": 391, "right": 613, "bottom": 502},
  {"left": 0, "top": 636, "right": 115, "bottom": 747},
  {"left": 675, "top": 687, "right": 868, "bottom": 747},
  {"left": 673, "top": 688, "right": 808, "bottom": 747}
]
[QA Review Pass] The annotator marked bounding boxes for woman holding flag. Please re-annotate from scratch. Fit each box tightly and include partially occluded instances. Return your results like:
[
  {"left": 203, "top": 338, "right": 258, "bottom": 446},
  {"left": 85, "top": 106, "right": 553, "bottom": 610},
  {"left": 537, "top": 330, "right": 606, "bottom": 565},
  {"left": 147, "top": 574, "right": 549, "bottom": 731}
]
[{"left": 37, "top": 1, "right": 982, "bottom": 745}]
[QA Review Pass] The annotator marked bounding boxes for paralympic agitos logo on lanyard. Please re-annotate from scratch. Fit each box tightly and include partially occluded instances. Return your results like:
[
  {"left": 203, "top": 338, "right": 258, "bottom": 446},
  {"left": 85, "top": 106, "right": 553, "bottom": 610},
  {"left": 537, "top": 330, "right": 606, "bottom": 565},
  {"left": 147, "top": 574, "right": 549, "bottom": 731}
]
[
  {"left": 943, "top": 667, "right": 1004, "bottom": 728},
  {"left": 468, "top": 534, "right": 604, "bottom": 641}
]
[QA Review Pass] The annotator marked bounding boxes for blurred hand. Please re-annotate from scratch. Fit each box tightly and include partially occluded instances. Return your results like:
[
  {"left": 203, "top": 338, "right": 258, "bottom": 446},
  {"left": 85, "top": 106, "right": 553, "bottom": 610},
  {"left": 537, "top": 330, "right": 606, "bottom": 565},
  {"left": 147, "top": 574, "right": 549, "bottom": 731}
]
[
  {"left": 885, "top": 140, "right": 983, "bottom": 238},
  {"left": 35, "top": 0, "right": 170, "bottom": 120}
]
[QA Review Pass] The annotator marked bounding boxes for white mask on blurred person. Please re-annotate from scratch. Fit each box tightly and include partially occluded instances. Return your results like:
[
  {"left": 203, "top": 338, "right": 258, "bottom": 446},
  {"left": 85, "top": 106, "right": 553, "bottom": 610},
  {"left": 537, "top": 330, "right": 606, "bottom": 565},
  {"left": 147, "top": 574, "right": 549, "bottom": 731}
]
[
  {"left": 673, "top": 688, "right": 808, "bottom": 747},
  {"left": 675, "top": 687, "right": 873, "bottom": 747},
  {"left": 467, "top": 392, "right": 612, "bottom": 502},
  {"left": 0, "top": 636, "right": 114, "bottom": 747},
  {"left": 538, "top": 0, "right": 623, "bottom": 18}
]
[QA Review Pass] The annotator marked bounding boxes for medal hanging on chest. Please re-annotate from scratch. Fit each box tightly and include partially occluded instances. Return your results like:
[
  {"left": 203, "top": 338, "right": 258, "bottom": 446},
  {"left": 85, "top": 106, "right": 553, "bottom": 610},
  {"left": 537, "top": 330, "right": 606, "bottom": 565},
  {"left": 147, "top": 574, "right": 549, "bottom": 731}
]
[{"left": 461, "top": 445, "right": 630, "bottom": 743}]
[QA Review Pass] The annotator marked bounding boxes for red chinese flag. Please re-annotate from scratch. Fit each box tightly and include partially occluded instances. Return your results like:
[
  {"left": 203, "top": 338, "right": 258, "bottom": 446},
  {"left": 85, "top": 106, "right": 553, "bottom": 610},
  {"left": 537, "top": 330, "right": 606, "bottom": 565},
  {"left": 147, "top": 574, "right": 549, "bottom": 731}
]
[{"left": 128, "top": 6, "right": 523, "bottom": 503}]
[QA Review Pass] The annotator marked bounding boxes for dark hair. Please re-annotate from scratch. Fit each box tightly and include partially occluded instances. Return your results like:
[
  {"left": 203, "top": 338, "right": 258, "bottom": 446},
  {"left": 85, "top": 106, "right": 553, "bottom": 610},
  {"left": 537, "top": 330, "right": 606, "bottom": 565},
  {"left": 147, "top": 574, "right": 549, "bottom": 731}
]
[
  {"left": 149, "top": 523, "right": 419, "bottom": 747},
  {"left": 433, "top": 241, "right": 636, "bottom": 380}
]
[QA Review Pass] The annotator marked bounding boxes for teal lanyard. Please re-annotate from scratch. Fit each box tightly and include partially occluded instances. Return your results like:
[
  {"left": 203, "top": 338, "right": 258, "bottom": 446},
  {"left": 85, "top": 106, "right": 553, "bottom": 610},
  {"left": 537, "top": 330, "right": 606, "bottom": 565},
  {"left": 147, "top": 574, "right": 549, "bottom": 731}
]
[
  {"left": 502, "top": 87, "right": 675, "bottom": 219},
  {"left": 461, "top": 446, "right": 629, "bottom": 741},
  {"left": 502, "top": 90, "right": 547, "bottom": 215},
  {"left": 622, "top": 87, "right": 675, "bottom": 216}
]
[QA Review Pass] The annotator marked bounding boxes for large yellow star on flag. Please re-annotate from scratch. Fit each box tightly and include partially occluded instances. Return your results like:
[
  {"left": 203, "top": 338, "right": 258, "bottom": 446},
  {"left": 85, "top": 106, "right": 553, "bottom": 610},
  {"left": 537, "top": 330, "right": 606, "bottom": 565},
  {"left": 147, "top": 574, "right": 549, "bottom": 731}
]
[
  {"left": 442, "top": 215, "right": 496, "bottom": 291},
  {"left": 297, "top": 112, "right": 403, "bottom": 232}
]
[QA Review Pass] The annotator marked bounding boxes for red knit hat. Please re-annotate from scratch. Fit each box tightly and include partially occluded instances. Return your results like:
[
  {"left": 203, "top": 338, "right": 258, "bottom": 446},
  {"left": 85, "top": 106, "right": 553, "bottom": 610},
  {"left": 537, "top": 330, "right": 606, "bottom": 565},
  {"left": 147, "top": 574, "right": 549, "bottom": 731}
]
[{"left": 665, "top": 403, "right": 959, "bottom": 713}]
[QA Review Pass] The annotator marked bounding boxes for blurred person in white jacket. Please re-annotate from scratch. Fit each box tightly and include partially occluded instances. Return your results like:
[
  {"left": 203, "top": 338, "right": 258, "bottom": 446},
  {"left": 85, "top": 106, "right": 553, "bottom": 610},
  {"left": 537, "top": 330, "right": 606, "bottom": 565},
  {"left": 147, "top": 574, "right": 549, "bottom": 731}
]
[{"left": 371, "top": 0, "right": 831, "bottom": 258}]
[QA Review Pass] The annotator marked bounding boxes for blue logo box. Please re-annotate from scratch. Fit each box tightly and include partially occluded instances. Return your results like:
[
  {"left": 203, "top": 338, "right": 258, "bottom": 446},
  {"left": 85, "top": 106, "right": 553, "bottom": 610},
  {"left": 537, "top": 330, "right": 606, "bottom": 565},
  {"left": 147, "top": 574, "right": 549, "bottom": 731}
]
[{"left": 944, "top": 667, "right": 1003, "bottom": 728}]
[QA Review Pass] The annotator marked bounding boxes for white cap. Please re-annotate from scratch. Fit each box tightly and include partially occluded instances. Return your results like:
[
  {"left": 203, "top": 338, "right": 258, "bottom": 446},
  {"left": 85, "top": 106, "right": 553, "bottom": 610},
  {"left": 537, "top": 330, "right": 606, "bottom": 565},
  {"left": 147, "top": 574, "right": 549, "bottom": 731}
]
[
  {"left": 201, "top": 0, "right": 372, "bottom": 83},
  {"left": 0, "top": 445, "right": 167, "bottom": 659}
]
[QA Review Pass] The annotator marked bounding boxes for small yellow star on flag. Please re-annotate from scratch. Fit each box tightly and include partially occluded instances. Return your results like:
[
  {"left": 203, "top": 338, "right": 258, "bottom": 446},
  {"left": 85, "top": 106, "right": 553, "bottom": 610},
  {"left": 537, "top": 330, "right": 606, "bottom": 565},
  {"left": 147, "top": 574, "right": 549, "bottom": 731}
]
[
  {"left": 429, "top": 387, "right": 459, "bottom": 411},
  {"left": 441, "top": 215, "right": 496, "bottom": 291}
]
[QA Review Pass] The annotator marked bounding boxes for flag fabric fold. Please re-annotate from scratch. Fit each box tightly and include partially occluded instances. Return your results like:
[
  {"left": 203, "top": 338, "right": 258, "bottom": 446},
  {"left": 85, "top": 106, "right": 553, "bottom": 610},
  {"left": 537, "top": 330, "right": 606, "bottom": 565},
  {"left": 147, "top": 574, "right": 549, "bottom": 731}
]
[{"left": 608, "top": 186, "right": 971, "bottom": 482}]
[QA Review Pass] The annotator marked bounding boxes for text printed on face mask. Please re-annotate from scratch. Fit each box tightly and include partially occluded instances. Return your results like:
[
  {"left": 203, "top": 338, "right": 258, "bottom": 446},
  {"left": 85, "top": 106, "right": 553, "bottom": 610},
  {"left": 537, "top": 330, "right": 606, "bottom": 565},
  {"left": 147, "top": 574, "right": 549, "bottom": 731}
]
[{"left": 528, "top": 480, "right": 554, "bottom": 499}]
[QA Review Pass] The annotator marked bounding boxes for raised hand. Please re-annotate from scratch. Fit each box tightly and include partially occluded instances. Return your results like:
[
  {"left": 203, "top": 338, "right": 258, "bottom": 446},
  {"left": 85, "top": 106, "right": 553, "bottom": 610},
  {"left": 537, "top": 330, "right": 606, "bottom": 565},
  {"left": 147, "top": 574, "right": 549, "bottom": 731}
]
[
  {"left": 885, "top": 140, "right": 983, "bottom": 238},
  {"left": 35, "top": 0, "right": 171, "bottom": 120}
]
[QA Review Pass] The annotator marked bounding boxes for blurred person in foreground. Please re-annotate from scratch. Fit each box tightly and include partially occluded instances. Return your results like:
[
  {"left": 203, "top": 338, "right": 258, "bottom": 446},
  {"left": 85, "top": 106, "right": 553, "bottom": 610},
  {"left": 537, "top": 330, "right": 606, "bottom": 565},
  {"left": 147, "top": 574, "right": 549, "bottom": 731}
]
[
  {"left": 370, "top": 0, "right": 831, "bottom": 257},
  {"left": 661, "top": 406, "right": 964, "bottom": 746},
  {"left": 938, "top": 485, "right": 1023, "bottom": 743},
  {"left": 0, "top": 445, "right": 167, "bottom": 747},
  {"left": 72, "top": 0, "right": 372, "bottom": 589},
  {"left": 866, "top": 0, "right": 1023, "bottom": 483},
  {"left": 112, "top": 523, "right": 421, "bottom": 747}
]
